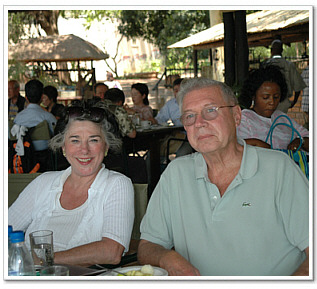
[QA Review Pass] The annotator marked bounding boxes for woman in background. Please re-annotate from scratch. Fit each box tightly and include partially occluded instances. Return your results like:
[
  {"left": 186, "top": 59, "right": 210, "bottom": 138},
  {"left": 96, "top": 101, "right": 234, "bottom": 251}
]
[
  {"left": 237, "top": 65, "right": 309, "bottom": 151},
  {"left": 124, "top": 83, "right": 155, "bottom": 124},
  {"left": 42, "top": 85, "right": 65, "bottom": 120}
]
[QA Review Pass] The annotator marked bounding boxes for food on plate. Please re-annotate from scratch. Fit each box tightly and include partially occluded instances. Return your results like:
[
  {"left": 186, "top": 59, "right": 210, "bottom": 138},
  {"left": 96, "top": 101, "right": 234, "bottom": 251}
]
[{"left": 118, "top": 265, "right": 154, "bottom": 276}]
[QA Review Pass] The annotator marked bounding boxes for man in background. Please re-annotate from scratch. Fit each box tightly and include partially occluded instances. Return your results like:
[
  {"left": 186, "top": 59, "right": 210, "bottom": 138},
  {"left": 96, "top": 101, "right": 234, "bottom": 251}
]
[
  {"left": 93, "top": 82, "right": 109, "bottom": 100},
  {"left": 8, "top": 80, "right": 26, "bottom": 120},
  {"left": 14, "top": 79, "right": 57, "bottom": 172},
  {"left": 104, "top": 88, "right": 136, "bottom": 139},
  {"left": 155, "top": 78, "right": 183, "bottom": 127},
  {"left": 155, "top": 78, "right": 193, "bottom": 161},
  {"left": 263, "top": 39, "right": 306, "bottom": 113}
]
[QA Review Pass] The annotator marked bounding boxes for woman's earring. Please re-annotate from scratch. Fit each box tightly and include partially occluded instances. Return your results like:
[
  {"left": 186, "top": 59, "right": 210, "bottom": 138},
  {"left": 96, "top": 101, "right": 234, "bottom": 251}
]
[
  {"left": 63, "top": 149, "right": 66, "bottom": 157},
  {"left": 251, "top": 99, "right": 255, "bottom": 108},
  {"left": 104, "top": 150, "right": 108, "bottom": 157}
]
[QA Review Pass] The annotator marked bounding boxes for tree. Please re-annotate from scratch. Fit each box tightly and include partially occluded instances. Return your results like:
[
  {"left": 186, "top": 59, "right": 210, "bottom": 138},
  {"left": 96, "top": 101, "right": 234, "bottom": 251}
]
[
  {"left": 117, "top": 10, "right": 210, "bottom": 66},
  {"left": 9, "top": 10, "right": 210, "bottom": 78},
  {"left": 8, "top": 10, "right": 72, "bottom": 85},
  {"left": 63, "top": 10, "right": 123, "bottom": 77}
]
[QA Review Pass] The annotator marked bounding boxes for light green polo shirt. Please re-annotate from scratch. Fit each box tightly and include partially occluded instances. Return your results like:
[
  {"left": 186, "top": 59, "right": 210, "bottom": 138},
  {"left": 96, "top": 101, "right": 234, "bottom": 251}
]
[{"left": 140, "top": 141, "right": 309, "bottom": 276}]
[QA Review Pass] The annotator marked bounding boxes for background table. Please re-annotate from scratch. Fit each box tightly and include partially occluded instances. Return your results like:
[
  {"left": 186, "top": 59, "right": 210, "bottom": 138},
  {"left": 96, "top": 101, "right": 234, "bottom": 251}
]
[{"left": 123, "top": 125, "right": 185, "bottom": 197}]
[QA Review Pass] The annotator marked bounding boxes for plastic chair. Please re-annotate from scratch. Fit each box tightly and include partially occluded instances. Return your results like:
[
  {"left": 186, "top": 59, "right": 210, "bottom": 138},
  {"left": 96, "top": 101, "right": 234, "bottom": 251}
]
[
  {"left": 29, "top": 120, "right": 51, "bottom": 141},
  {"left": 8, "top": 173, "right": 42, "bottom": 207}
]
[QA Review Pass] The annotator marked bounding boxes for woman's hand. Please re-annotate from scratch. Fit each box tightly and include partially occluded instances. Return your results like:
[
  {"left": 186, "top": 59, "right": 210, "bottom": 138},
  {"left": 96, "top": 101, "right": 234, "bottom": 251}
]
[
  {"left": 288, "top": 138, "right": 301, "bottom": 151},
  {"left": 123, "top": 104, "right": 135, "bottom": 115},
  {"left": 288, "top": 137, "right": 309, "bottom": 152}
]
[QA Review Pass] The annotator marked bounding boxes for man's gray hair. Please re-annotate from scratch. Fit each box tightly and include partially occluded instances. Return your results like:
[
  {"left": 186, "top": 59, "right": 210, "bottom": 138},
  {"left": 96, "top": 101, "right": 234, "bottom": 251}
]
[
  {"left": 49, "top": 117, "right": 122, "bottom": 153},
  {"left": 177, "top": 78, "right": 238, "bottom": 113}
]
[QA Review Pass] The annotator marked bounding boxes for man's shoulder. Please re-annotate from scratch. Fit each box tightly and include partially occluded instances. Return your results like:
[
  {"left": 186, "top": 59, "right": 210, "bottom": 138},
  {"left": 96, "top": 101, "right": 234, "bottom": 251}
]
[{"left": 166, "top": 152, "right": 200, "bottom": 170}]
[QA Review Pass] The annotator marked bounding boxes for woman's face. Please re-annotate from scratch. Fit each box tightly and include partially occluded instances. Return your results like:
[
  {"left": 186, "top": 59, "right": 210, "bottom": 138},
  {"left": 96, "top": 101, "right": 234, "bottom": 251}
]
[
  {"left": 63, "top": 120, "right": 107, "bottom": 178},
  {"left": 42, "top": 94, "right": 52, "bottom": 108},
  {"left": 253, "top": 81, "right": 281, "bottom": 118},
  {"left": 131, "top": 88, "right": 145, "bottom": 106}
]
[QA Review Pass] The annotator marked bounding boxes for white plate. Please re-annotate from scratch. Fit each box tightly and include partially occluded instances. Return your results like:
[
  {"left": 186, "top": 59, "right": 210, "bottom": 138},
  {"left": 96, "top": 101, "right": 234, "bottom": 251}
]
[{"left": 100, "top": 265, "right": 168, "bottom": 276}]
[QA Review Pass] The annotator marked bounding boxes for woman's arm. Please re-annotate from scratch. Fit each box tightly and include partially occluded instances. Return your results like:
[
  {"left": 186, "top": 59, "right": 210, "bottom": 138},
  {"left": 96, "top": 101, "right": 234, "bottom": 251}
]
[
  {"left": 54, "top": 237, "right": 124, "bottom": 267},
  {"left": 245, "top": 138, "right": 271, "bottom": 148}
]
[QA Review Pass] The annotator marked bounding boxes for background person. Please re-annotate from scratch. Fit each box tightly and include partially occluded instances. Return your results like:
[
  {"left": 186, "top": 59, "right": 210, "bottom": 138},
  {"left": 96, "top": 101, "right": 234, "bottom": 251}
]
[
  {"left": 104, "top": 71, "right": 122, "bottom": 90},
  {"left": 138, "top": 78, "right": 309, "bottom": 276},
  {"left": 154, "top": 78, "right": 183, "bottom": 126},
  {"left": 154, "top": 78, "right": 193, "bottom": 160},
  {"left": 42, "top": 85, "right": 65, "bottom": 120},
  {"left": 262, "top": 39, "right": 306, "bottom": 113},
  {"left": 14, "top": 79, "right": 57, "bottom": 172},
  {"left": 93, "top": 82, "right": 109, "bottom": 100},
  {"left": 9, "top": 103, "right": 134, "bottom": 267},
  {"left": 301, "top": 64, "right": 309, "bottom": 129},
  {"left": 124, "top": 83, "right": 155, "bottom": 124},
  {"left": 8, "top": 79, "right": 26, "bottom": 120},
  {"left": 237, "top": 65, "right": 309, "bottom": 152},
  {"left": 104, "top": 88, "right": 136, "bottom": 139}
]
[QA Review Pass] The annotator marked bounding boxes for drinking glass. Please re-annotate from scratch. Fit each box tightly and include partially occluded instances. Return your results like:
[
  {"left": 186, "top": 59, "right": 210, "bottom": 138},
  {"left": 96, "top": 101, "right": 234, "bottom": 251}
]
[
  {"left": 40, "top": 265, "right": 69, "bottom": 276},
  {"left": 29, "top": 230, "right": 54, "bottom": 272}
]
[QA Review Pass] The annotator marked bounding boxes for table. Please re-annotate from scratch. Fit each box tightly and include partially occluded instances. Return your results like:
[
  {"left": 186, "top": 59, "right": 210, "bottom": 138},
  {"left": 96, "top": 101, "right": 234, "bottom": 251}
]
[{"left": 123, "top": 125, "right": 185, "bottom": 196}]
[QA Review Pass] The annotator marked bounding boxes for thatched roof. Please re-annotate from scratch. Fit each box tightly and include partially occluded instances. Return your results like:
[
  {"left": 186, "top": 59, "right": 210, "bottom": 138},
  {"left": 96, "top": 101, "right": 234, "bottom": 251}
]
[
  {"left": 168, "top": 10, "right": 309, "bottom": 50},
  {"left": 9, "top": 34, "right": 109, "bottom": 62}
]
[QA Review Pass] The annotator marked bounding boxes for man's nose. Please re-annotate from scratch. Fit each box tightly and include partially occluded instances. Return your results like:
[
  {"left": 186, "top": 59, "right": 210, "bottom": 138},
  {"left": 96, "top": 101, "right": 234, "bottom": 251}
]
[{"left": 194, "top": 113, "right": 206, "bottom": 127}]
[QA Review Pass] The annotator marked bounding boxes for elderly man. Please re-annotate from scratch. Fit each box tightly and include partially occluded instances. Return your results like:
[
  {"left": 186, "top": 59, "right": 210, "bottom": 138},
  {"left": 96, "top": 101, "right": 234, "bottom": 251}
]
[
  {"left": 8, "top": 80, "right": 26, "bottom": 120},
  {"left": 138, "top": 78, "right": 309, "bottom": 276}
]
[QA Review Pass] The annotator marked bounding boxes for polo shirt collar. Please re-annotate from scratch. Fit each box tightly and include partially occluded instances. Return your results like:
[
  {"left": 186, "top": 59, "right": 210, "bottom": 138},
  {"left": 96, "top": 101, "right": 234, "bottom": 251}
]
[
  {"left": 194, "top": 139, "right": 257, "bottom": 181},
  {"left": 26, "top": 103, "right": 42, "bottom": 110}
]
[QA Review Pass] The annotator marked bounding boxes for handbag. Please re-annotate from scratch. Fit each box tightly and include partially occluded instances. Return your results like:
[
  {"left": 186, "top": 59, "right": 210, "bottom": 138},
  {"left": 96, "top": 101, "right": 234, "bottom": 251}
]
[{"left": 265, "top": 114, "right": 309, "bottom": 179}]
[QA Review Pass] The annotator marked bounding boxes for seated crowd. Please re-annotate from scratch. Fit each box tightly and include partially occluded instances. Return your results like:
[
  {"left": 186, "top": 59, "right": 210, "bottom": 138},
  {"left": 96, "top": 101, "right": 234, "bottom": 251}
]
[{"left": 8, "top": 67, "right": 309, "bottom": 276}]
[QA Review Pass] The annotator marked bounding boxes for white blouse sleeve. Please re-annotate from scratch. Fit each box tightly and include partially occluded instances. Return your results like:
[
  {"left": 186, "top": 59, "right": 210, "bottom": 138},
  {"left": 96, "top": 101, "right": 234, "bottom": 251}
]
[
  {"left": 101, "top": 176, "right": 134, "bottom": 251},
  {"left": 8, "top": 175, "right": 43, "bottom": 232}
]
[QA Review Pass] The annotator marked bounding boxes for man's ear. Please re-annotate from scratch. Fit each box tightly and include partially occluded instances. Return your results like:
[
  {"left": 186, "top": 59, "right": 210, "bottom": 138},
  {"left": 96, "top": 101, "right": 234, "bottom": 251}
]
[{"left": 233, "top": 105, "right": 242, "bottom": 127}]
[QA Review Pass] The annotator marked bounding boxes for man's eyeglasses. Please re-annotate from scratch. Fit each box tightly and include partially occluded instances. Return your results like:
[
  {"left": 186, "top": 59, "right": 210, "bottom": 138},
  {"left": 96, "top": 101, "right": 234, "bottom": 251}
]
[
  {"left": 180, "top": 105, "right": 236, "bottom": 126},
  {"left": 65, "top": 106, "right": 106, "bottom": 123}
]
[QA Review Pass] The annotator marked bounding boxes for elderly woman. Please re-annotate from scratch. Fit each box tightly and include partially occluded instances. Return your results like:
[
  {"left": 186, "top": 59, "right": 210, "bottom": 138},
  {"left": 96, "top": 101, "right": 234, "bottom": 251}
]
[
  {"left": 237, "top": 65, "right": 309, "bottom": 152},
  {"left": 8, "top": 103, "right": 134, "bottom": 267}
]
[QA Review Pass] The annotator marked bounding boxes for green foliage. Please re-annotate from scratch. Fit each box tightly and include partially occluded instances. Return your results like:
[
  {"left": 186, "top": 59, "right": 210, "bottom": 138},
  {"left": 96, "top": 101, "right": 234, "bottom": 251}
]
[
  {"left": 61, "top": 10, "right": 121, "bottom": 29},
  {"left": 8, "top": 11, "right": 37, "bottom": 44},
  {"left": 8, "top": 59, "right": 29, "bottom": 82},
  {"left": 118, "top": 10, "right": 210, "bottom": 63},
  {"left": 65, "top": 10, "right": 210, "bottom": 69}
]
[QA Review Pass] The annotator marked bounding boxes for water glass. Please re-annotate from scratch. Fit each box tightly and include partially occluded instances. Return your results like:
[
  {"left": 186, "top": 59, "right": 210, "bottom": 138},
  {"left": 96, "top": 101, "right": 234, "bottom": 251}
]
[
  {"left": 40, "top": 265, "right": 69, "bottom": 276},
  {"left": 29, "top": 230, "right": 54, "bottom": 270}
]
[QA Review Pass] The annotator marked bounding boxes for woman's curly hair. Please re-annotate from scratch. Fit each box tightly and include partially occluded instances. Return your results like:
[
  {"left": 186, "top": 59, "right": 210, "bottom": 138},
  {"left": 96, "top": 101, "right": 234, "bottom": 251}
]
[{"left": 238, "top": 65, "right": 288, "bottom": 109}]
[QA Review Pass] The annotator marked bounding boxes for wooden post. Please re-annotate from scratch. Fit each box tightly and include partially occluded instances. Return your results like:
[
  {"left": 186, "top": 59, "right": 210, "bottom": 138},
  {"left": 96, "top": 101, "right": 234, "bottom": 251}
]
[
  {"left": 235, "top": 10, "right": 249, "bottom": 87},
  {"left": 193, "top": 49, "right": 198, "bottom": 77},
  {"left": 223, "top": 12, "right": 236, "bottom": 87}
]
